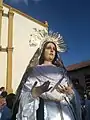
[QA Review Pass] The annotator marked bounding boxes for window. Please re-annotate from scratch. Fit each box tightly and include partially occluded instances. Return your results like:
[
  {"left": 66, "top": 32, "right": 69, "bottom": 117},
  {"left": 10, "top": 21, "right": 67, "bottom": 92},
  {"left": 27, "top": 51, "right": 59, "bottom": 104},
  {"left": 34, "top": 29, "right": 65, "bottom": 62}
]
[{"left": 85, "top": 74, "right": 90, "bottom": 92}]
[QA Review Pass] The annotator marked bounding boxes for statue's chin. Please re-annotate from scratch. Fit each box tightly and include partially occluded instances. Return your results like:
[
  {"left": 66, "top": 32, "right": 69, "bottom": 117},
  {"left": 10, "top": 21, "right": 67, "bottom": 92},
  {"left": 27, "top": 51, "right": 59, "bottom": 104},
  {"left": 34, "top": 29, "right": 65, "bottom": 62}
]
[{"left": 48, "top": 56, "right": 54, "bottom": 62}]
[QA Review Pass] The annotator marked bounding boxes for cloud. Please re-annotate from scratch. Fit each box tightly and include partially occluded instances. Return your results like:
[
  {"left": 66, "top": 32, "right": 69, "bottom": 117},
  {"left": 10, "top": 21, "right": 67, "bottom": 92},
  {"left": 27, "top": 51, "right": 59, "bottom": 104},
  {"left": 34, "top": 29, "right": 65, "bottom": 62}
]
[
  {"left": 32, "top": 0, "right": 42, "bottom": 2},
  {"left": 31, "top": 0, "right": 42, "bottom": 4},
  {"left": 4, "top": 0, "right": 42, "bottom": 5},
  {"left": 5, "top": 0, "right": 28, "bottom": 5}
]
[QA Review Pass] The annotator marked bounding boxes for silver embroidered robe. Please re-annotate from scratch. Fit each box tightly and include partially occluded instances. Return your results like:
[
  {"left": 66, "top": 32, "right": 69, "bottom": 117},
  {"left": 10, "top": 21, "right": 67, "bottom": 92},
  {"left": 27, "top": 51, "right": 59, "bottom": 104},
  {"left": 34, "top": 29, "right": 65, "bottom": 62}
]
[{"left": 16, "top": 65, "right": 82, "bottom": 120}]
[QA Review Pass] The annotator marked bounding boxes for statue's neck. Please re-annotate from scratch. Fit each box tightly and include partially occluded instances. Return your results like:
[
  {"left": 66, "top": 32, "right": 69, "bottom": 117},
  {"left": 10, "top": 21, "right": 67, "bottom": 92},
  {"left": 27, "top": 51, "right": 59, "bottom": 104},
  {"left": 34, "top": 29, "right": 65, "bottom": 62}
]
[{"left": 43, "top": 60, "right": 52, "bottom": 65}]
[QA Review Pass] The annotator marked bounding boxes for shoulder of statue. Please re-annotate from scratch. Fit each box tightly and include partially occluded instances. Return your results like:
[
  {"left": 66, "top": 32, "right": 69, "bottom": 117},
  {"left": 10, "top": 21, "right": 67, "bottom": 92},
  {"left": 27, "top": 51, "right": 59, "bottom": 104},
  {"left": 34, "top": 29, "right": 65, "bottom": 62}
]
[{"left": 26, "top": 66, "right": 34, "bottom": 74}]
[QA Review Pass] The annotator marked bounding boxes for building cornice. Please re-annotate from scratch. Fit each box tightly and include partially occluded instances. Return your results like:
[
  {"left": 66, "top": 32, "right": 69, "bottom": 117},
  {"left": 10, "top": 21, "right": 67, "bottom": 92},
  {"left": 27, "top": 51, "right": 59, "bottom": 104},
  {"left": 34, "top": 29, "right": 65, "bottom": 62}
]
[
  {"left": 3, "top": 3, "right": 48, "bottom": 28},
  {"left": 66, "top": 60, "right": 90, "bottom": 71}
]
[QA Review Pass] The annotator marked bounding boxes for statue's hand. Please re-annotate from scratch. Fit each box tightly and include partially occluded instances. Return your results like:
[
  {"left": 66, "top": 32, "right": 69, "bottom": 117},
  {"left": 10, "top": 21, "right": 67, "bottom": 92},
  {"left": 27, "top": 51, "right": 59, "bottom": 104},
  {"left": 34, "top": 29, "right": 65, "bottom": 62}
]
[
  {"left": 56, "top": 84, "right": 74, "bottom": 95},
  {"left": 31, "top": 81, "right": 52, "bottom": 98}
]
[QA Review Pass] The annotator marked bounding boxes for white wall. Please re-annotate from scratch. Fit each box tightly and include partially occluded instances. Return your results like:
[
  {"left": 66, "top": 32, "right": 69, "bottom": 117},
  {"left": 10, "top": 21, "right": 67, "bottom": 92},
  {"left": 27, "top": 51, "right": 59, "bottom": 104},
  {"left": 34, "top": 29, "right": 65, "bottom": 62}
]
[
  {"left": 0, "top": 6, "right": 47, "bottom": 92},
  {"left": 0, "top": 52, "right": 7, "bottom": 87}
]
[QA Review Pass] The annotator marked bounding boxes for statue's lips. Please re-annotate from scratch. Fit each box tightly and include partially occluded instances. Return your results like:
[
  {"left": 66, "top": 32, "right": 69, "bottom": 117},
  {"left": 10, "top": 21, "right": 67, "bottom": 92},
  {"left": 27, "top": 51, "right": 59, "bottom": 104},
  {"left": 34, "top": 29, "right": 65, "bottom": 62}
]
[{"left": 49, "top": 53, "right": 54, "bottom": 56}]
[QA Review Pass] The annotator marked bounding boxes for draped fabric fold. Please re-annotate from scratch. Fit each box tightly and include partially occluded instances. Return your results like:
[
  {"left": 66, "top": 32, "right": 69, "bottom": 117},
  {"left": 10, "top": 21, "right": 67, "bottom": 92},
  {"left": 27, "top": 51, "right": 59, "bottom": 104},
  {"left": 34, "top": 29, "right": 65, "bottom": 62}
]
[{"left": 16, "top": 65, "right": 82, "bottom": 120}]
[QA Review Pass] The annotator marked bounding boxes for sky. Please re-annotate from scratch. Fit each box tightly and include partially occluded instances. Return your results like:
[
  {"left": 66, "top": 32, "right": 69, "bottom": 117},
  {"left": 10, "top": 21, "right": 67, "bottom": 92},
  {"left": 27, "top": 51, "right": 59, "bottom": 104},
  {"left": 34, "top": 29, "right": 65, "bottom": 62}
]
[{"left": 4, "top": 0, "right": 90, "bottom": 66}]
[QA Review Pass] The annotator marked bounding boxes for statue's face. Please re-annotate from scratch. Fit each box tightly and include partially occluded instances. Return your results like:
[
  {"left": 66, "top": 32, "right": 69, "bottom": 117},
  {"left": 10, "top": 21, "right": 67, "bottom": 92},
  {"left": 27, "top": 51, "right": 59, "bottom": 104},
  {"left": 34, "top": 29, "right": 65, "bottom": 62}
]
[{"left": 44, "top": 42, "right": 56, "bottom": 62}]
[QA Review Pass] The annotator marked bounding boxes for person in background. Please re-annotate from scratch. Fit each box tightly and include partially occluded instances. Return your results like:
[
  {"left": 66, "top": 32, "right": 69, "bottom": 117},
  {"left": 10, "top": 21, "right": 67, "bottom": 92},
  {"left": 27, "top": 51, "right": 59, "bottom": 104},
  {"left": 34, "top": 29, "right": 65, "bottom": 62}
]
[
  {"left": 1, "top": 91, "right": 7, "bottom": 98},
  {"left": 84, "top": 92, "right": 90, "bottom": 120},
  {"left": 0, "top": 96, "right": 6, "bottom": 119},
  {"left": 0, "top": 93, "right": 16, "bottom": 120},
  {"left": 0, "top": 87, "right": 5, "bottom": 95}
]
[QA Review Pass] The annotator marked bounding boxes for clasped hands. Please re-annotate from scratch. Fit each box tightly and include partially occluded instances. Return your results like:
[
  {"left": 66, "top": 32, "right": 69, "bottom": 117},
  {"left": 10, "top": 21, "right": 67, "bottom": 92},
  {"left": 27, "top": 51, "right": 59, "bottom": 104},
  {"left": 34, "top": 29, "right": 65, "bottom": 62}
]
[{"left": 31, "top": 81, "right": 74, "bottom": 98}]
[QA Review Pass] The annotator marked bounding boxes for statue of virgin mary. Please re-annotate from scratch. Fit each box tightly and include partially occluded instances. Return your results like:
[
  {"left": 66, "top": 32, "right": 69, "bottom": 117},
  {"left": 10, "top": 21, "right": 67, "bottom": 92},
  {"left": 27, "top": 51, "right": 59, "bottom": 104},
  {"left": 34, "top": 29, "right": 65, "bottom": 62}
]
[{"left": 12, "top": 28, "right": 82, "bottom": 120}]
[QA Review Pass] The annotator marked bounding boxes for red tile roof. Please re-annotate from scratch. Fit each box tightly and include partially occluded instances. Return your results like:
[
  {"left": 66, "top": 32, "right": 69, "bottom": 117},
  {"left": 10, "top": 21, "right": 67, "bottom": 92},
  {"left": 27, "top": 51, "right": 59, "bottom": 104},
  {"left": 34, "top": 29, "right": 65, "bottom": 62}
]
[{"left": 66, "top": 60, "right": 90, "bottom": 71}]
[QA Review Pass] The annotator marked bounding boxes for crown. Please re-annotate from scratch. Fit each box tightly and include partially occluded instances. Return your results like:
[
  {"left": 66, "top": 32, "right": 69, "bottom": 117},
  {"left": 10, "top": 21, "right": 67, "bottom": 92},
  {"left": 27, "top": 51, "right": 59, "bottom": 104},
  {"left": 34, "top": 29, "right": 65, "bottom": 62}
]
[{"left": 29, "top": 28, "right": 67, "bottom": 52}]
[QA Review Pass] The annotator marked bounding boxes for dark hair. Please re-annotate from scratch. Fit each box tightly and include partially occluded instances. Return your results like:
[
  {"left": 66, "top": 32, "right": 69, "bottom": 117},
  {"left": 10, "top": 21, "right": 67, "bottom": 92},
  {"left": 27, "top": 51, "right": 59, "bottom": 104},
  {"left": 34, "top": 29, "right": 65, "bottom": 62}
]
[
  {"left": 39, "top": 41, "right": 57, "bottom": 65},
  {"left": 6, "top": 93, "right": 16, "bottom": 109},
  {"left": 1, "top": 91, "right": 7, "bottom": 98},
  {"left": 0, "top": 87, "right": 5, "bottom": 91}
]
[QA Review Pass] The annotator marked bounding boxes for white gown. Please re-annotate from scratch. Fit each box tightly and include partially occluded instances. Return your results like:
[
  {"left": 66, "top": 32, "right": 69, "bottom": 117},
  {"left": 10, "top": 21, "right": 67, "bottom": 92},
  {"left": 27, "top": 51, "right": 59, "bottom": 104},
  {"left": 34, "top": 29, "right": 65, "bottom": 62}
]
[{"left": 16, "top": 65, "right": 82, "bottom": 120}]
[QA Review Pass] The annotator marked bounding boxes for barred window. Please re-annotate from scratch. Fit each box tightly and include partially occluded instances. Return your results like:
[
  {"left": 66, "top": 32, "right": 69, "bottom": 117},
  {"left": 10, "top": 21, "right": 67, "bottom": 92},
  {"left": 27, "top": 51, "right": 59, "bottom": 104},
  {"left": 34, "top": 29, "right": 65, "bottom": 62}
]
[{"left": 85, "top": 74, "right": 90, "bottom": 92}]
